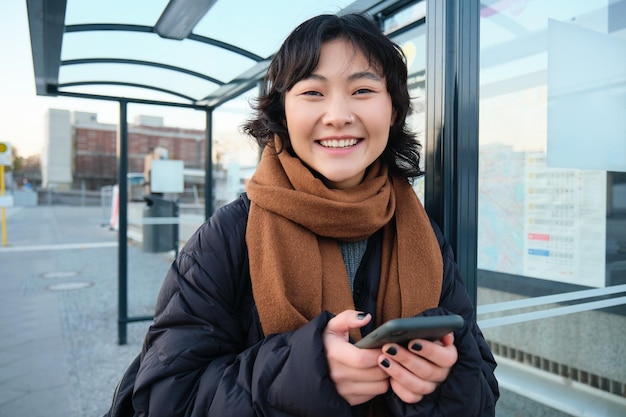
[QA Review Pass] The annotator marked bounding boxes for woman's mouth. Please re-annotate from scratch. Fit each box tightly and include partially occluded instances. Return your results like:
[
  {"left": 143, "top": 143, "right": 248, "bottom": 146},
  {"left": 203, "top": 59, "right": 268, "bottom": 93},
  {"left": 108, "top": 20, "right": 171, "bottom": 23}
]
[{"left": 317, "top": 138, "right": 361, "bottom": 148}]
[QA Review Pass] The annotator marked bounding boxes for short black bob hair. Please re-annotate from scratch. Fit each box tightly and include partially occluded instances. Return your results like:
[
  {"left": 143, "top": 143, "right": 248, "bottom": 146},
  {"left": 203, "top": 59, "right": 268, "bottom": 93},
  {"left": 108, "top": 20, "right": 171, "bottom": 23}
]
[{"left": 242, "top": 13, "right": 423, "bottom": 180}]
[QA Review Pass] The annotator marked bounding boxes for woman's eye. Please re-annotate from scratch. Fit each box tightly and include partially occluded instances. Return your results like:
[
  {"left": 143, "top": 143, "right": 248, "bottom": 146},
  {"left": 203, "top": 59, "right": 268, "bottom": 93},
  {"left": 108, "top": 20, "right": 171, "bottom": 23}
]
[
  {"left": 303, "top": 90, "right": 322, "bottom": 96},
  {"left": 354, "top": 88, "right": 374, "bottom": 95}
]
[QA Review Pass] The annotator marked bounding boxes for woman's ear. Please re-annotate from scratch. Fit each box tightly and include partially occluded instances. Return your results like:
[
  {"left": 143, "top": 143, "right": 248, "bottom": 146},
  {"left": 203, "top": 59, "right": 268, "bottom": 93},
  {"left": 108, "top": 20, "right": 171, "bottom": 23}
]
[{"left": 390, "top": 109, "right": 397, "bottom": 127}]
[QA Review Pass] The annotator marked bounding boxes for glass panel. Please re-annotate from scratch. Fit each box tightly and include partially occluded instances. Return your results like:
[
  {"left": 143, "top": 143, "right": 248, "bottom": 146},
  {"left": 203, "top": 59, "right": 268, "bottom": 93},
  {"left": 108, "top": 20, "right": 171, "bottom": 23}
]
[
  {"left": 65, "top": 0, "right": 169, "bottom": 26},
  {"left": 390, "top": 20, "right": 427, "bottom": 201},
  {"left": 124, "top": 103, "right": 206, "bottom": 250},
  {"left": 60, "top": 31, "right": 253, "bottom": 102},
  {"left": 194, "top": 0, "right": 356, "bottom": 58},
  {"left": 478, "top": 1, "right": 626, "bottom": 415},
  {"left": 59, "top": 62, "right": 218, "bottom": 103},
  {"left": 211, "top": 88, "right": 259, "bottom": 211},
  {"left": 59, "top": 0, "right": 356, "bottom": 116},
  {"left": 383, "top": 0, "right": 426, "bottom": 33}
]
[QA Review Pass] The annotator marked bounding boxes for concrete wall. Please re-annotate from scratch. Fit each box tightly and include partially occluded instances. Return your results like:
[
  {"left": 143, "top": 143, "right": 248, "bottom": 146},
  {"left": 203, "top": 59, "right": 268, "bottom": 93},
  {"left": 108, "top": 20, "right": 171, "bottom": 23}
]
[
  {"left": 43, "top": 109, "right": 73, "bottom": 189},
  {"left": 11, "top": 190, "right": 37, "bottom": 206}
]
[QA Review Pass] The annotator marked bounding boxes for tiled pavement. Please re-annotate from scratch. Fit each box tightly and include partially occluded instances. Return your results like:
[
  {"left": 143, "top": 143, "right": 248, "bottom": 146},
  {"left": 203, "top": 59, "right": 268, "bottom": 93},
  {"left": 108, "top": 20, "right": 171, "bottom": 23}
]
[{"left": 0, "top": 205, "right": 171, "bottom": 417}]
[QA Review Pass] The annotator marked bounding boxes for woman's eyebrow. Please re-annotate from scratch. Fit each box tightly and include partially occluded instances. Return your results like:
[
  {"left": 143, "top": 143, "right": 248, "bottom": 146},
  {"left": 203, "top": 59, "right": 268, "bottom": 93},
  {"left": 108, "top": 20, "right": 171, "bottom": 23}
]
[
  {"left": 305, "top": 73, "right": 326, "bottom": 81},
  {"left": 304, "top": 71, "right": 382, "bottom": 82},
  {"left": 348, "top": 71, "right": 382, "bottom": 82}
]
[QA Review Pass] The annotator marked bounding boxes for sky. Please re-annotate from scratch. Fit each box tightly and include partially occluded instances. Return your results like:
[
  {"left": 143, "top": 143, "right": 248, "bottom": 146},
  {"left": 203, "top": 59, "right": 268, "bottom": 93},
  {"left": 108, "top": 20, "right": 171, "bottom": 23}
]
[
  {"left": 0, "top": 1, "right": 239, "bottom": 158},
  {"left": 4, "top": 0, "right": 607, "bottom": 160},
  {"left": 0, "top": 2, "right": 116, "bottom": 157},
  {"left": 0, "top": 0, "right": 353, "bottom": 159}
]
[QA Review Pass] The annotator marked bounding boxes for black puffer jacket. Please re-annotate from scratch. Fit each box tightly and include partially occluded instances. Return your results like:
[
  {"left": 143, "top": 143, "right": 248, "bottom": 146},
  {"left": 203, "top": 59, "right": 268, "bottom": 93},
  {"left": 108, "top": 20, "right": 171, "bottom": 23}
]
[{"left": 133, "top": 194, "right": 499, "bottom": 416}]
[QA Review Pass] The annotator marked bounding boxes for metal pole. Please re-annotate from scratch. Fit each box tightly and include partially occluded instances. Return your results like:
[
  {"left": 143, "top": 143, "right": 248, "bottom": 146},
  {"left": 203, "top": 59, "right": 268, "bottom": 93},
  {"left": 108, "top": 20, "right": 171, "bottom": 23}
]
[
  {"left": 454, "top": 0, "right": 480, "bottom": 306},
  {"left": 425, "top": 0, "right": 480, "bottom": 308},
  {"left": 204, "top": 109, "right": 213, "bottom": 220},
  {"left": 117, "top": 100, "right": 129, "bottom": 345}
]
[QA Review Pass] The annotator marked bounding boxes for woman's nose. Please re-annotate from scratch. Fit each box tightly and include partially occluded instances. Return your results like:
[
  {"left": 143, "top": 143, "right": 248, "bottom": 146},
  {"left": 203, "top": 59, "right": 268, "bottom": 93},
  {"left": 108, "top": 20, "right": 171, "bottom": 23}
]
[{"left": 322, "top": 96, "right": 354, "bottom": 127}]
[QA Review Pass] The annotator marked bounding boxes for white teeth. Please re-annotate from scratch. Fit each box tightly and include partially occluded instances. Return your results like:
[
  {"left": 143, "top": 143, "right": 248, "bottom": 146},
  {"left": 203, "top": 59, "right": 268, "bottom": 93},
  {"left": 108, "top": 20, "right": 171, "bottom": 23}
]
[{"left": 318, "top": 138, "right": 359, "bottom": 148}]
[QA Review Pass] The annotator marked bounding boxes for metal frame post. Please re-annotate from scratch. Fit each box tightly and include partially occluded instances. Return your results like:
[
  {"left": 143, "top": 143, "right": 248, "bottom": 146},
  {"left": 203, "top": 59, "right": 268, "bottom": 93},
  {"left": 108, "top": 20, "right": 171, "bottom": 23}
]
[
  {"left": 117, "top": 100, "right": 129, "bottom": 344},
  {"left": 204, "top": 109, "right": 214, "bottom": 220},
  {"left": 425, "top": 0, "right": 480, "bottom": 307}
]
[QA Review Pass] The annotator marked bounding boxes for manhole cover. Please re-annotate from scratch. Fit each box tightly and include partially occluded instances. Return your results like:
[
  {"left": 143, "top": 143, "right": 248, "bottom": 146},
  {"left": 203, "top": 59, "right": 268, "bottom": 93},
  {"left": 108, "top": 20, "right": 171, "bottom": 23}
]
[
  {"left": 46, "top": 282, "right": 93, "bottom": 291},
  {"left": 41, "top": 271, "right": 80, "bottom": 279}
]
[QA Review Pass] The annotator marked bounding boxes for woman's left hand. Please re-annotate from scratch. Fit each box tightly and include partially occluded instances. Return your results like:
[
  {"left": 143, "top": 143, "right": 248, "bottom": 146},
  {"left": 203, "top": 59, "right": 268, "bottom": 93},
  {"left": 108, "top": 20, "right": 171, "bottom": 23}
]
[{"left": 378, "top": 333, "right": 458, "bottom": 403}]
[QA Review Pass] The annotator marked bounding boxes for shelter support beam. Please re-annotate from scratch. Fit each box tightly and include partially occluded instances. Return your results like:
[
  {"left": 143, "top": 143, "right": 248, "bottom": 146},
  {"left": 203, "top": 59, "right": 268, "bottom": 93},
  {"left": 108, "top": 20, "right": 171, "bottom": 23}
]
[
  {"left": 204, "top": 109, "right": 214, "bottom": 220},
  {"left": 117, "top": 100, "right": 129, "bottom": 345},
  {"left": 425, "top": 0, "right": 480, "bottom": 307}
]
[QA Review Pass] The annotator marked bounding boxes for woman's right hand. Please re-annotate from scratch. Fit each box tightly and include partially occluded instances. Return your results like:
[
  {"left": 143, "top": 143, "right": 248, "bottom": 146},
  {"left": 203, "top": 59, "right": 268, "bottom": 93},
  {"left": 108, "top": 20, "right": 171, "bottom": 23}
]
[{"left": 323, "top": 310, "right": 390, "bottom": 405}]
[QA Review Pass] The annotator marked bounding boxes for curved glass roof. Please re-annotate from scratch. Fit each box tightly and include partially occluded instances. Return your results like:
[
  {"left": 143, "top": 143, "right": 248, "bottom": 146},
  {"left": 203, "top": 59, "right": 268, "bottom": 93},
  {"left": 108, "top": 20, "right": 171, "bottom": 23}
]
[{"left": 26, "top": 0, "right": 396, "bottom": 110}]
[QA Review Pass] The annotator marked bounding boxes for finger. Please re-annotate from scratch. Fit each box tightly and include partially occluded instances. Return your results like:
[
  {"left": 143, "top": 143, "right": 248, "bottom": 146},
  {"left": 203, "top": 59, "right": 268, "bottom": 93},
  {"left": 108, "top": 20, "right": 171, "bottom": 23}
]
[
  {"left": 339, "top": 379, "right": 390, "bottom": 406},
  {"left": 379, "top": 356, "right": 436, "bottom": 402},
  {"left": 408, "top": 334, "right": 458, "bottom": 369},
  {"left": 338, "top": 379, "right": 390, "bottom": 399},
  {"left": 330, "top": 360, "right": 389, "bottom": 383},
  {"left": 325, "top": 310, "right": 372, "bottom": 338},
  {"left": 388, "top": 377, "right": 427, "bottom": 404},
  {"left": 326, "top": 338, "right": 384, "bottom": 370},
  {"left": 439, "top": 332, "right": 455, "bottom": 346},
  {"left": 381, "top": 343, "right": 450, "bottom": 384}
]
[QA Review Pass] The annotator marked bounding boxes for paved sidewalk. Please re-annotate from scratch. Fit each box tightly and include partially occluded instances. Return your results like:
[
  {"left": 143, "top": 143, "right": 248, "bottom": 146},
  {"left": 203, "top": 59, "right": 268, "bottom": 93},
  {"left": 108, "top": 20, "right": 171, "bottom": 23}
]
[{"left": 0, "top": 205, "right": 174, "bottom": 417}]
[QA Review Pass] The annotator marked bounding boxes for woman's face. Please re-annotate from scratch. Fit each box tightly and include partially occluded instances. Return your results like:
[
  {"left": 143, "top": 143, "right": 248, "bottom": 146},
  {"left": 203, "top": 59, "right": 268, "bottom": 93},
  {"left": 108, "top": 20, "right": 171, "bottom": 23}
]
[{"left": 284, "top": 39, "right": 395, "bottom": 190}]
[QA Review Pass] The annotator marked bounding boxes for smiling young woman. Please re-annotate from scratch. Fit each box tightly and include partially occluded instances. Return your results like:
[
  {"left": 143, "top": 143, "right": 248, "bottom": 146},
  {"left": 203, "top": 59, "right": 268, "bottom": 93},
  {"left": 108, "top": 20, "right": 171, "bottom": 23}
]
[{"left": 107, "top": 13, "right": 499, "bottom": 417}]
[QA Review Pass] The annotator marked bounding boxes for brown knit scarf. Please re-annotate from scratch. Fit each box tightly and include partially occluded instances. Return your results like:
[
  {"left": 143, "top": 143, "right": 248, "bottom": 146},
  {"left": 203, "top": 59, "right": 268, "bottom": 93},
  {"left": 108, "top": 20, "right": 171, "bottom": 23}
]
[{"left": 245, "top": 141, "right": 442, "bottom": 342}]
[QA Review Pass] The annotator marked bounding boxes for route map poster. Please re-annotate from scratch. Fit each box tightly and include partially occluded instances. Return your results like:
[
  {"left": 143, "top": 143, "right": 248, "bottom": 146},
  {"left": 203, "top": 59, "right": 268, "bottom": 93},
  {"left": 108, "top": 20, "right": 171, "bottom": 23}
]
[{"left": 478, "top": 146, "right": 607, "bottom": 288}]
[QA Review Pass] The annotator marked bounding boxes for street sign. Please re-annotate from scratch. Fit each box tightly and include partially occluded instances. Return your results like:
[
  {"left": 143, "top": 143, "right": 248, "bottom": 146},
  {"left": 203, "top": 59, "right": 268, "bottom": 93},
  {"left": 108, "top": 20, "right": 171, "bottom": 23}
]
[{"left": 0, "top": 142, "right": 11, "bottom": 166}]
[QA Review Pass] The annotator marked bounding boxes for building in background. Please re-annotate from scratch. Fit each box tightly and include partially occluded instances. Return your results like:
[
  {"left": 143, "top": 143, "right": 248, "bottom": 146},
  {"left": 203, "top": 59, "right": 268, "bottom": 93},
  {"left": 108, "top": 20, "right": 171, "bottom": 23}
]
[
  {"left": 40, "top": 108, "right": 257, "bottom": 209},
  {"left": 42, "top": 109, "right": 206, "bottom": 191},
  {"left": 42, "top": 109, "right": 73, "bottom": 189}
]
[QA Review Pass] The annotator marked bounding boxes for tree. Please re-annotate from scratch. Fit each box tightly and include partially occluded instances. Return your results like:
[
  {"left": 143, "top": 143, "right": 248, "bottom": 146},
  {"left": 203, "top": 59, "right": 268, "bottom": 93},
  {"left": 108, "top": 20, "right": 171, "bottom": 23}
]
[
  {"left": 9, "top": 146, "right": 42, "bottom": 186},
  {"left": 12, "top": 156, "right": 22, "bottom": 173}
]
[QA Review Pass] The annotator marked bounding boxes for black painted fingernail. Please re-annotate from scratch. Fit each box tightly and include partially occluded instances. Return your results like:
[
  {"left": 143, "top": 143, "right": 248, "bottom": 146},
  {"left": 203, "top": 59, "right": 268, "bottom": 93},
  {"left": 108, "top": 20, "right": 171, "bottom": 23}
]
[
  {"left": 357, "top": 312, "right": 367, "bottom": 320},
  {"left": 411, "top": 342, "right": 422, "bottom": 351},
  {"left": 386, "top": 346, "right": 397, "bottom": 356},
  {"left": 380, "top": 359, "right": 390, "bottom": 368}
]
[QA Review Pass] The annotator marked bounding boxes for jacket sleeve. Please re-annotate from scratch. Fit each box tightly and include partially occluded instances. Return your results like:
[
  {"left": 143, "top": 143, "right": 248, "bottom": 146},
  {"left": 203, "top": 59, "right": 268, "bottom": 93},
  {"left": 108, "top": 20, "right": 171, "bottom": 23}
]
[
  {"left": 132, "top": 200, "right": 352, "bottom": 417},
  {"left": 384, "top": 222, "right": 499, "bottom": 417}
]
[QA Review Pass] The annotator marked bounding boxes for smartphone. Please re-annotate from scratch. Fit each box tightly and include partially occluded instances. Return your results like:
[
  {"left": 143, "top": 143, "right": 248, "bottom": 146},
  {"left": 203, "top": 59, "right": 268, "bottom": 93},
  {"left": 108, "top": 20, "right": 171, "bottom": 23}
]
[{"left": 354, "top": 314, "right": 464, "bottom": 349}]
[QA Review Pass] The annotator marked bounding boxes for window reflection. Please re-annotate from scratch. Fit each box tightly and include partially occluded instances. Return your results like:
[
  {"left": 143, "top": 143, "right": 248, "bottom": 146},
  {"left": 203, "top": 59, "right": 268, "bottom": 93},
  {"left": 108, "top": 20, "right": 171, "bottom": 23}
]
[
  {"left": 211, "top": 89, "right": 259, "bottom": 210},
  {"left": 392, "top": 23, "right": 427, "bottom": 201},
  {"left": 478, "top": 0, "right": 626, "bottom": 412}
]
